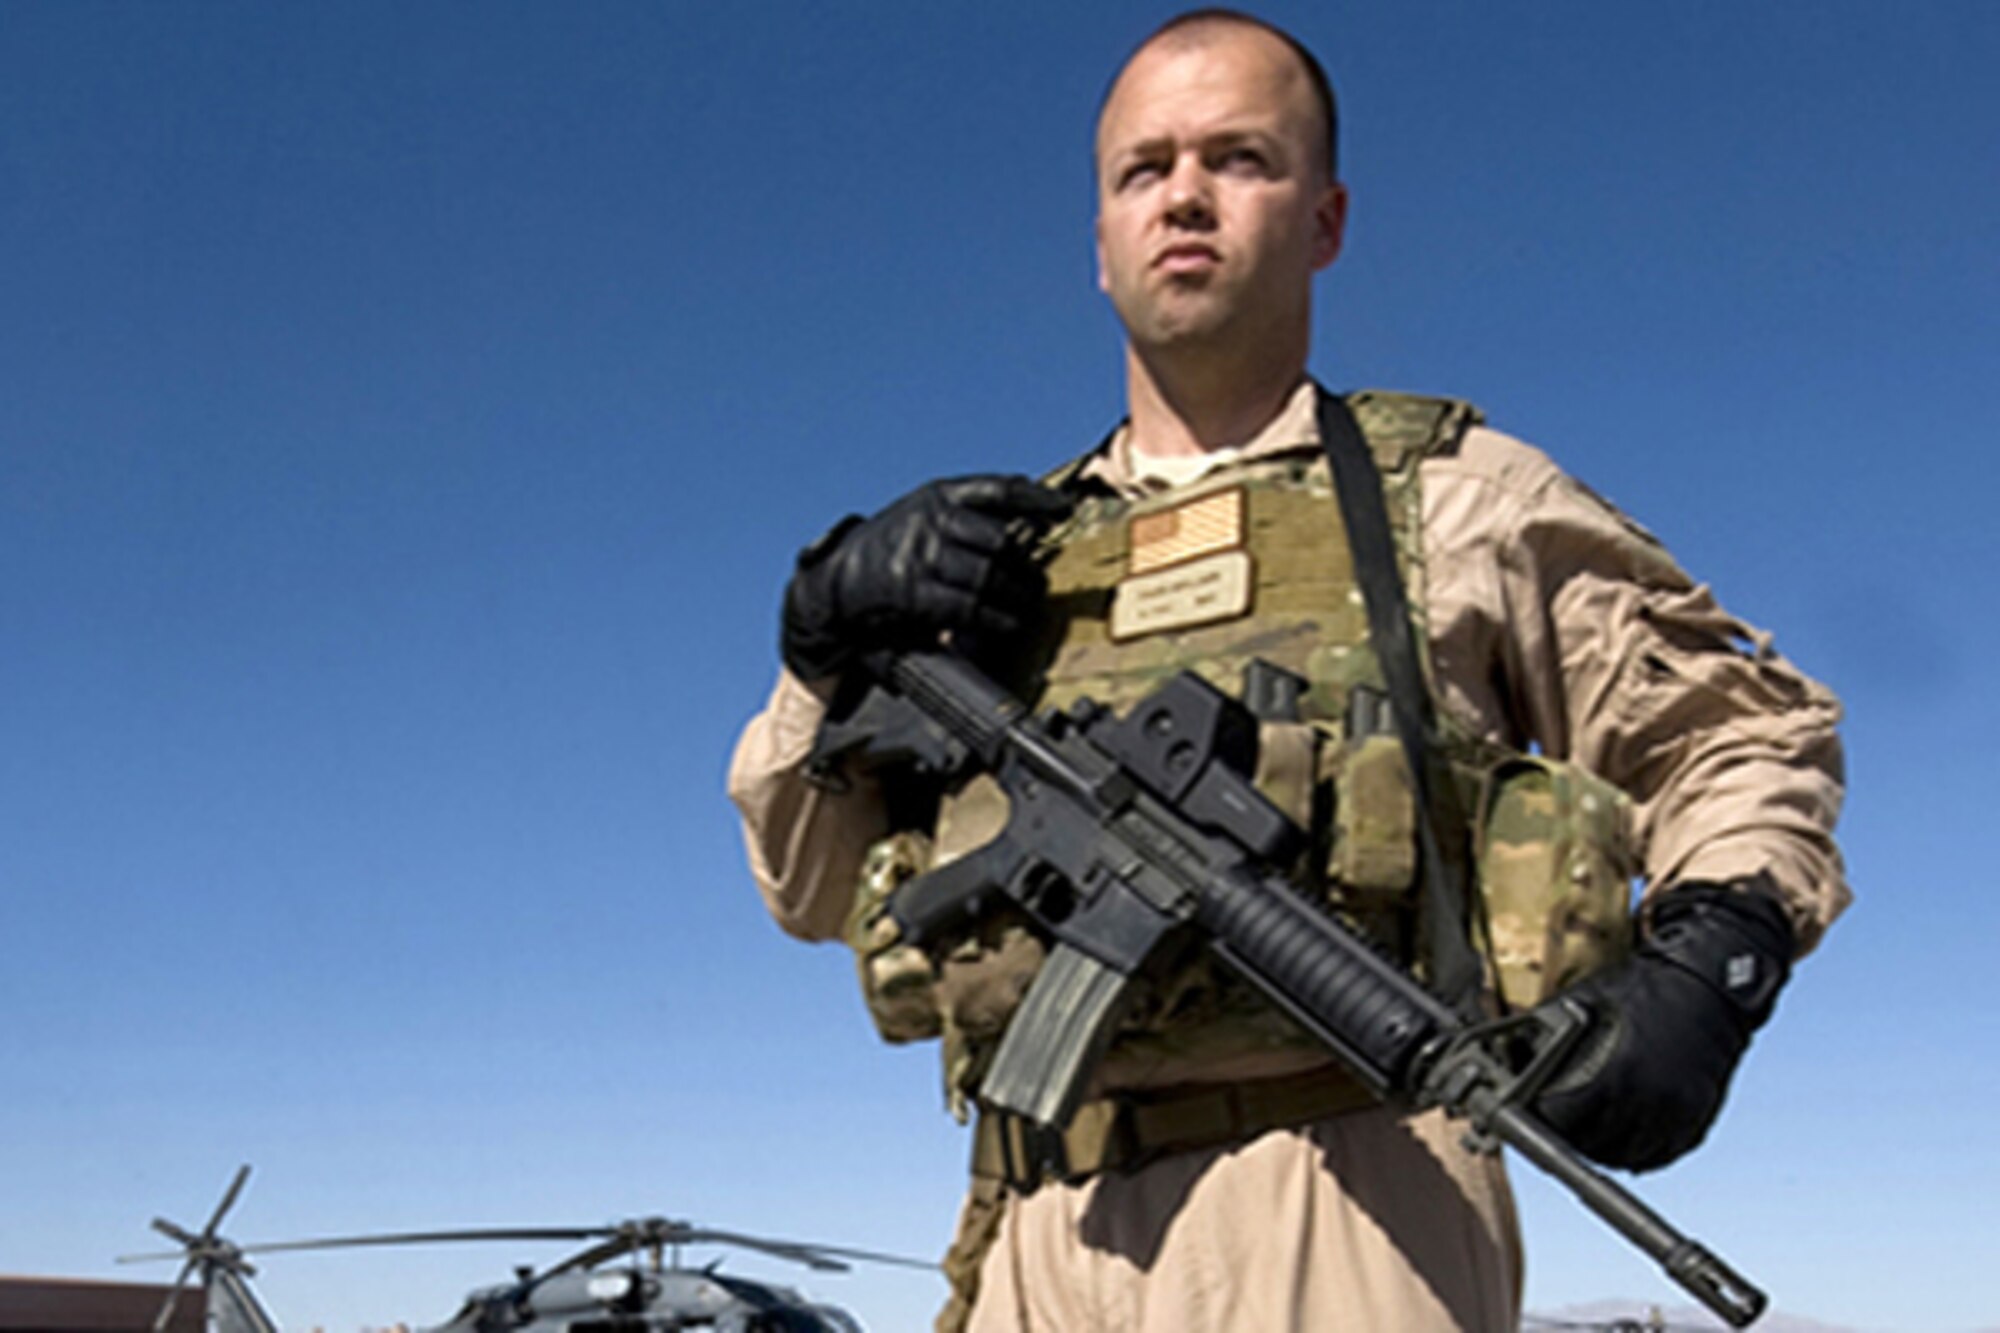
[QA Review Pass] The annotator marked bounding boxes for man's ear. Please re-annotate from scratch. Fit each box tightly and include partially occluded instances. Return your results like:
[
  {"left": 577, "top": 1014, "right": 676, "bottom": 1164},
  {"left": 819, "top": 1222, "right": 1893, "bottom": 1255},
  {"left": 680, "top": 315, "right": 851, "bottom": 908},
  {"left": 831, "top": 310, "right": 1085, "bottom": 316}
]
[
  {"left": 1311, "top": 182, "right": 1349, "bottom": 271},
  {"left": 1095, "top": 212, "right": 1111, "bottom": 293}
]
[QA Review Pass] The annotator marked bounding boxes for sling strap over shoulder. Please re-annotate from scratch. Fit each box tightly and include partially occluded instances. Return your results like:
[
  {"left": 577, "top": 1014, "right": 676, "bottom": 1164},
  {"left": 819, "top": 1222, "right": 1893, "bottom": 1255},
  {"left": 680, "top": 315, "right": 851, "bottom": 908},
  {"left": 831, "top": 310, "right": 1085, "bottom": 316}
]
[{"left": 1315, "top": 387, "right": 1485, "bottom": 1014}]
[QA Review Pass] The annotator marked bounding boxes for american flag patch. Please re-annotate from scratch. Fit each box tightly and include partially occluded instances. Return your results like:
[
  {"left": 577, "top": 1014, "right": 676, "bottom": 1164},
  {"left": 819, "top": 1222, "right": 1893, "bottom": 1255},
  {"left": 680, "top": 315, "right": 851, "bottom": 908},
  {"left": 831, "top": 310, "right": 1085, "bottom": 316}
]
[{"left": 1128, "top": 487, "right": 1245, "bottom": 575}]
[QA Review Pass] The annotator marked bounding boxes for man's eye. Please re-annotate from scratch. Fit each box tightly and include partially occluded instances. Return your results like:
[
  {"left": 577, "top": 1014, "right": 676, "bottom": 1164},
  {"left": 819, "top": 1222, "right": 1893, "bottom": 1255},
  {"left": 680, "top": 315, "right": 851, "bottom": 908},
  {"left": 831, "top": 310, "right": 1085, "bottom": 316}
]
[
  {"left": 1217, "top": 147, "right": 1268, "bottom": 173},
  {"left": 1119, "top": 161, "right": 1164, "bottom": 188}
]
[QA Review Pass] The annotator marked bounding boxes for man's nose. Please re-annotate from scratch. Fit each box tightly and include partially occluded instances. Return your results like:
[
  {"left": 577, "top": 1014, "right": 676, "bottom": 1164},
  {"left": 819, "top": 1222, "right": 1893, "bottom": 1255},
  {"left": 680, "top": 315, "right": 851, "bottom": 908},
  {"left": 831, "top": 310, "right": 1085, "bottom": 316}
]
[{"left": 1163, "top": 158, "right": 1216, "bottom": 227}]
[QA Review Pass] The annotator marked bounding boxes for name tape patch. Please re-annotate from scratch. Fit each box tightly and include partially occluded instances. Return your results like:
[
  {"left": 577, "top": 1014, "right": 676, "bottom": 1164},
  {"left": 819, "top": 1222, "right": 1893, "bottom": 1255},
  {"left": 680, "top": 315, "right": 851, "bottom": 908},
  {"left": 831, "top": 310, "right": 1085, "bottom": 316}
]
[{"left": 1109, "top": 549, "right": 1254, "bottom": 640}]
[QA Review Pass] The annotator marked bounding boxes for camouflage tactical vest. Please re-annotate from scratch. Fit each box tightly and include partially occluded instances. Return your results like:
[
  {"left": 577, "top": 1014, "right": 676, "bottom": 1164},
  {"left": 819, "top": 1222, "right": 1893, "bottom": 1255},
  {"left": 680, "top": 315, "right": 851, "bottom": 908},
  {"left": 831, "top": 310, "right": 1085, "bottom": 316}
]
[{"left": 844, "top": 391, "right": 1637, "bottom": 1118}]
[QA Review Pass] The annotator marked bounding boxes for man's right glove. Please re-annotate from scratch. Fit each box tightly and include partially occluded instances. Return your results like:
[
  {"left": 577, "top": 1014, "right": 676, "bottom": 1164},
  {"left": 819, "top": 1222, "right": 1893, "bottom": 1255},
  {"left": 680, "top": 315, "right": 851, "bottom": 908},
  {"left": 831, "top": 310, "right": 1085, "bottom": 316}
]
[
  {"left": 781, "top": 474, "right": 1073, "bottom": 683},
  {"left": 1532, "top": 879, "right": 1795, "bottom": 1172}
]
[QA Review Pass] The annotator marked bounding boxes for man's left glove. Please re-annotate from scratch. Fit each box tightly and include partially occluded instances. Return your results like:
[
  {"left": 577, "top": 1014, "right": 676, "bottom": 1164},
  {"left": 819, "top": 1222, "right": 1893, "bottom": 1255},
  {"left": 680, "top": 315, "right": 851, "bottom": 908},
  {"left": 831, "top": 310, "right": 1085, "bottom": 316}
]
[{"left": 1532, "top": 878, "right": 1795, "bottom": 1172}]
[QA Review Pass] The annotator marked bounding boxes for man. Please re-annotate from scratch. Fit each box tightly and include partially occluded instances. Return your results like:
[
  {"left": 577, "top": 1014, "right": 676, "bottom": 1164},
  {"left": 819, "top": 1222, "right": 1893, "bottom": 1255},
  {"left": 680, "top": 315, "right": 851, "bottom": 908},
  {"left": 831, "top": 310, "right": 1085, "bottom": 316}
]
[{"left": 729, "top": 11, "right": 1847, "bottom": 1332}]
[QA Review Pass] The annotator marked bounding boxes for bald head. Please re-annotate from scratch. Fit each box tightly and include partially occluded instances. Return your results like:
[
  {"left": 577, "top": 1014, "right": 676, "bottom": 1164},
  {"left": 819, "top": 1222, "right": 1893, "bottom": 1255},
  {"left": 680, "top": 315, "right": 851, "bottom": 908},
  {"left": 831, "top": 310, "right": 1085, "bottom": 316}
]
[{"left": 1097, "top": 10, "right": 1338, "bottom": 184}]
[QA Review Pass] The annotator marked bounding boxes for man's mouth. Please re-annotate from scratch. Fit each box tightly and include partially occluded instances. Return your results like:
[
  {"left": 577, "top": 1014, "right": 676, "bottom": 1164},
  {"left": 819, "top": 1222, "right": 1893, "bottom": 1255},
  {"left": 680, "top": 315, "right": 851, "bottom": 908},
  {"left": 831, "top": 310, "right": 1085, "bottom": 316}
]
[{"left": 1154, "top": 243, "right": 1221, "bottom": 274}]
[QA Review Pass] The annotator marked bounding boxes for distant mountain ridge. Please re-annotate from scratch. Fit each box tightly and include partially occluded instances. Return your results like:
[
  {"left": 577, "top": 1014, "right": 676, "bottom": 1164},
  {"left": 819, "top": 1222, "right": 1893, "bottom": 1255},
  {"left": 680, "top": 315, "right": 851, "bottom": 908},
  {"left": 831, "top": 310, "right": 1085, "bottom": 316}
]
[{"left": 1532, "top": 1300, "right": 1880, "bottom": 1333}]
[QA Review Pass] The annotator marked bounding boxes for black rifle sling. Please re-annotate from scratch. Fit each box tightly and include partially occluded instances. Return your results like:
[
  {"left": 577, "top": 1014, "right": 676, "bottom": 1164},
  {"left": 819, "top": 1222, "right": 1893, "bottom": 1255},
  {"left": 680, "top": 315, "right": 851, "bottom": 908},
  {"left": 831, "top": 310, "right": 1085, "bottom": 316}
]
[{"left": 1314, "top": 388, "right": 1485, "bottom": 1014}]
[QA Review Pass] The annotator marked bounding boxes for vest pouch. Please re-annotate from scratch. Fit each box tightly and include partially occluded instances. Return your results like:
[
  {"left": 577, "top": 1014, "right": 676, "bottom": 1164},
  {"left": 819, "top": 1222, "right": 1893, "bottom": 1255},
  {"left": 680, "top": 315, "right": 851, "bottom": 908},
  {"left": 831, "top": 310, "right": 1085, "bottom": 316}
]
[
  {"left": 933, "top": 918, "right": 1047, "bottom": 1121},
  {"left": 1252, "top": 719, "right": 1321, "bottom": 836},
  {"left": 843, "top": 832, "right": 944, "bottom": 1045},
  {"left": 1328, "top": 733, "right": 1418, "bottom": 898},
  {"left": 1475, "top": 754, "right": 1637, "bottom": 1009}
]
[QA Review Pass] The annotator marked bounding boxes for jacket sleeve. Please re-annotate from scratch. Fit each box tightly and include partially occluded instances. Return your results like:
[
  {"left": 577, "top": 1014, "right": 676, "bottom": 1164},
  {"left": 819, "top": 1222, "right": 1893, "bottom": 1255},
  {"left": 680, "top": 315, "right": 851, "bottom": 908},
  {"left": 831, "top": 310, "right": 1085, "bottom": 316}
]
[
  {"left": 1422, "top": 428, "right": 1850, "bottom": 955},
  {"left": 726, "top": 669, "right": 891, "bottom": 942}
]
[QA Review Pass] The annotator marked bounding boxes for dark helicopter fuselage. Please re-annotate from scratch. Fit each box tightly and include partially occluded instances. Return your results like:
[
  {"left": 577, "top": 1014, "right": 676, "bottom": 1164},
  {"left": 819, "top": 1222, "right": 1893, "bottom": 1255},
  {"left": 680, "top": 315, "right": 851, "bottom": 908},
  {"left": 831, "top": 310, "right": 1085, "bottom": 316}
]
[{"left": 429, "top": 1266, "right": 864, "bottom": 1333}]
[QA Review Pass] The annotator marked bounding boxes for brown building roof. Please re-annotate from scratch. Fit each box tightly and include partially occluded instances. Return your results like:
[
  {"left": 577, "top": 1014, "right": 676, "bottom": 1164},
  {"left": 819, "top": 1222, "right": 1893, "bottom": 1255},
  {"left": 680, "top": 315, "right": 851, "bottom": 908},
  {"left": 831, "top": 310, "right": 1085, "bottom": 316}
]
[{"left": 0, "top": 1277, "right": 205, "bottom": 1333}]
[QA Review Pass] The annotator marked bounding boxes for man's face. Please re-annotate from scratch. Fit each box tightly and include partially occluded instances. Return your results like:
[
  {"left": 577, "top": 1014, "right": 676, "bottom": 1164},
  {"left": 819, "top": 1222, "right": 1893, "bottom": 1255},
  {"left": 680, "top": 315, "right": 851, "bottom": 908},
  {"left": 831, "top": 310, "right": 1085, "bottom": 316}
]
[{"left": 1094, "top": 27, "right": 1346, "bottom": 359}]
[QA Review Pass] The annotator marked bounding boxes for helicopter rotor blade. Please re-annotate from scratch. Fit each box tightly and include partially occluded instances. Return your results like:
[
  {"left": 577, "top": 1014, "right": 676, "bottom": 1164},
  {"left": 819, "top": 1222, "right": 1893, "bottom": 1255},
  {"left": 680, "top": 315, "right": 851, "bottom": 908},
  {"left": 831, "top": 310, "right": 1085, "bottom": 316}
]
[
  {"left": 120, "top": 1245, "right": 194, "bottom": 1265},
  {"left": 150, "top": 1218, "right": 199, "bottom": 1248},
  {"left": 675, "top": 1227, "right": 936, "bottom": 1273},
  {"left": 145, "top": 1204, "right": 938, "bottom": 1293},
  {"left": 202, "top": 1166, "right": 252, "bottom": 1240},
  {"left": 528, "top": 1217, "right": 936, "bottom": 1277},
  {"left": 533, "top": 1217, "right": 703, "bottom": 1280},
  {"left": 238, "top": 1226, "right": 609, "bottom": 1256},
  {"left": 538, "top": 1233, "right": 642, "bottom": 1280},
  {"left": 783, "top": 1239, "right": 939, "bottom": 1272},
  {"left": 527, "top": 1218, "right": 690, "bottom": 1280},
  {"left": 672, "top": 1228, "right": 849, "bottom": 1272}
]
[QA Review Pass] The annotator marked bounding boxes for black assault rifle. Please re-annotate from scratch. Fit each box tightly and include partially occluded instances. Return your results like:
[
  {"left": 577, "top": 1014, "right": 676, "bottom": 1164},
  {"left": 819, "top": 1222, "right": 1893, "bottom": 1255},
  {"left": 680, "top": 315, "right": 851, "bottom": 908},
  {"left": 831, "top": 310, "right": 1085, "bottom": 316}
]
[{"left": 810, "top": 649, "right": 1768, "bottom": 1328}]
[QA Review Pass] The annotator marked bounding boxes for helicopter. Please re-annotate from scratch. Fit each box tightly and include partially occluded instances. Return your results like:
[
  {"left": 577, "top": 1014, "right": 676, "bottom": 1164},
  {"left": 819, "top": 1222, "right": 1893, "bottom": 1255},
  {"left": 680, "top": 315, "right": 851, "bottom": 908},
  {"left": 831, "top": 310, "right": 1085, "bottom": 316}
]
[{"left": 120, "top": 1166, "right": 935, "bottom": 1333}]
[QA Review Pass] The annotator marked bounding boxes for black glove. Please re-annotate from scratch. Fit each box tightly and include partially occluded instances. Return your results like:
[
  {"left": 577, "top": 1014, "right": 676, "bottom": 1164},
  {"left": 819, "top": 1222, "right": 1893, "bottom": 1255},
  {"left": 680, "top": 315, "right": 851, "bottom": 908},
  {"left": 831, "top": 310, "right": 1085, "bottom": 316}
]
[
  {"left": 1532, "top": 879, "right": 1794, "bottom": 1172},
  {"left": 781, "top": 474, "right": 1073, "bottom": 682}
]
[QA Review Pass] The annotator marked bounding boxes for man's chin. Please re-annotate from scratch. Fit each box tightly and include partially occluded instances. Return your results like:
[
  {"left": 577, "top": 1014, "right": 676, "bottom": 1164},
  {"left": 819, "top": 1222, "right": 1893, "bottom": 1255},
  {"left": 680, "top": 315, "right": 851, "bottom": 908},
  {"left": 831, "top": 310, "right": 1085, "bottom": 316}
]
[{"left": 1134, "top": 308, "right": 1235, "bottom": 353}]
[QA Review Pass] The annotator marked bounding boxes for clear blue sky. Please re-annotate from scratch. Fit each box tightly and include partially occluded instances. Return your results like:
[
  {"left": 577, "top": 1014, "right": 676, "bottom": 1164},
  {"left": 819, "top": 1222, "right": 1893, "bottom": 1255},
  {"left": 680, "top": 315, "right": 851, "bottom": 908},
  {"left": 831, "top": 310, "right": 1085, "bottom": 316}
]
[{"left": 3, "top": 3, "right": 1995, "bottom": 1329}]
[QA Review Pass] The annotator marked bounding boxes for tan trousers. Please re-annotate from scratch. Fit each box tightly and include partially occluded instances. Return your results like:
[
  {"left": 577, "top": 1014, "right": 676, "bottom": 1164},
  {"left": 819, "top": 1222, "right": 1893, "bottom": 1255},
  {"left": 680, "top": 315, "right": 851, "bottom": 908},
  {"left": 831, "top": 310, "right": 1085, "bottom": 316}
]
[{"left": 959, "top": 1106, "right": 1521, "bottom": 1333}]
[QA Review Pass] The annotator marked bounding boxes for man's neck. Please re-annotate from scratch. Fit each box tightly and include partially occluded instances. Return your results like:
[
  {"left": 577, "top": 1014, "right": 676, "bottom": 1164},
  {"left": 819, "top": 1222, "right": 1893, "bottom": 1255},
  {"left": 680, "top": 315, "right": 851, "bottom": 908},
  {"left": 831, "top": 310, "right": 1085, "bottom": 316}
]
[{"left": 1123, "top": 343, "right": 1308, "bottom": 459}]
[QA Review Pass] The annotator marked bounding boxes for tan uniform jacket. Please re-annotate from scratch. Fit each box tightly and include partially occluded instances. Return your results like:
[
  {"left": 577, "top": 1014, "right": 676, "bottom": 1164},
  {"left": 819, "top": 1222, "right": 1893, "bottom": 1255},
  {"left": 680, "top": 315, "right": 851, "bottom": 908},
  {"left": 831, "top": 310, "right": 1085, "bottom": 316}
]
[{"left": 725, "top": 384, "right": 1849, "bottom": 1332}]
